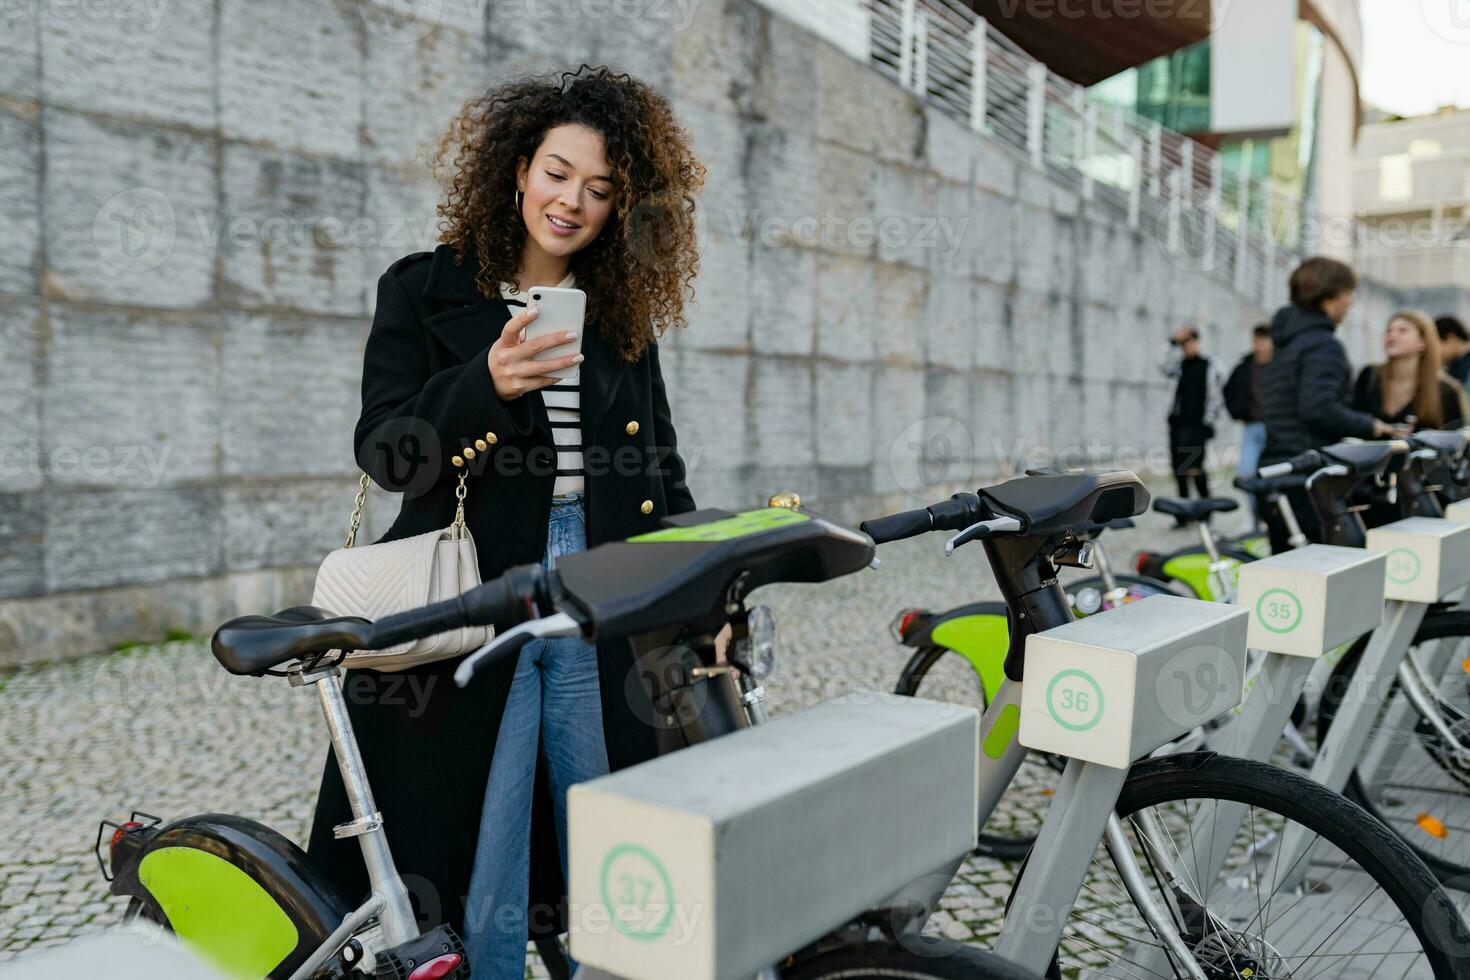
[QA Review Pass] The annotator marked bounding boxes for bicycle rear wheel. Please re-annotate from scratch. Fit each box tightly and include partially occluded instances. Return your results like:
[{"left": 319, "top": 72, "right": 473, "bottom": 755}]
[{"left": 1048, "top": 753, "right": 1469, "bottom": 979}]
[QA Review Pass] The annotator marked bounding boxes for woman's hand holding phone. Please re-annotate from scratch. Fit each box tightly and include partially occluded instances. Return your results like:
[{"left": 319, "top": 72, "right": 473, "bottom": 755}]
[{"left": 487, "top": 306, "right": 584, "bottom": 401}]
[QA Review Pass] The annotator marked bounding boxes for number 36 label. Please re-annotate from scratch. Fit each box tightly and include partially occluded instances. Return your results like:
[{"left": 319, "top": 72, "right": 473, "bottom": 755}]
[{"left": 1045, "top": 669, "right": 1105, "bottom": 732}]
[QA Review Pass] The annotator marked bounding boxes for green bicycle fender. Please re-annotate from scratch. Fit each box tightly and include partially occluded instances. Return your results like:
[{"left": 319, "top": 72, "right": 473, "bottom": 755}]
[
  {"left": 138, "top": 846, "right": 299, "bottom": 978},
  {"left": 929, "top": 614, "right": 1010, "bottom": 700},
  {"left": 1160, "top": 552, "right": 1241, "bottom": 602},
  {"left": 1237, "top": 535, "right": 1272, "bottom": 560}
]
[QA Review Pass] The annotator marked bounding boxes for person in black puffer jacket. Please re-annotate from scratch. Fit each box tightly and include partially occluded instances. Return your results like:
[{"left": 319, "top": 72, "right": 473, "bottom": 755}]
[{"left": 1259, "top": 256, "right": 1393, "bottom": 551}]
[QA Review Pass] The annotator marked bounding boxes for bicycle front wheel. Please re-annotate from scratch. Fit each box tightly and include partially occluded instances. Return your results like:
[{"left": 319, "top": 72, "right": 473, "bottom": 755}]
[
  {"left": 785, "top": 936, "right": 1042, "bottom": 979},
  {"left": 1324, "top": 610, "right": 1470, "bottom": 890},
  {"left": 1047, "top": 753, "right": 1469, "bottom": 979}
]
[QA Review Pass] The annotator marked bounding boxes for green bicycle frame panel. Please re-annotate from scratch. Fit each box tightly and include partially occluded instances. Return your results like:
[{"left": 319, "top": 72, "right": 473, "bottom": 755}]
[
  {"left": 1236, "top": 535, "right": 1271, "bottom": 560},
  {"left": 1161, "top": 552, "right": 1242, "bottom": 601},
  {"left": 930, "top": 614, "right": 1010, "bottom": 700}
]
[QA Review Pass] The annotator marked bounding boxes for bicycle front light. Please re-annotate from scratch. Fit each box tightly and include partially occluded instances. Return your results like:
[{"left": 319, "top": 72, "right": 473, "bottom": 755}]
[{"left": 739, "top": 604, "right": 779, "bottom": 680}]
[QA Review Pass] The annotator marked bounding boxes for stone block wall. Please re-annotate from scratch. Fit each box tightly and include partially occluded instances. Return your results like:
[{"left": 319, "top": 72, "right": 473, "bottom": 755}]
[{"left": 2, "top": 0, "right": 1432, "bottom": 665}]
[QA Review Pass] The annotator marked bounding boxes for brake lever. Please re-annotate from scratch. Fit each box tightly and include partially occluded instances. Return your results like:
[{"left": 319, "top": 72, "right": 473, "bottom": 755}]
[
  {"left": 1304, "top": 463, "right": 1349, "bottom": 491},
  {"left": 945, "top": 516, "right": 1023, "bottom": 555},
  {"left": 453, "top": 612, "right": 582, "bottom": 688}
]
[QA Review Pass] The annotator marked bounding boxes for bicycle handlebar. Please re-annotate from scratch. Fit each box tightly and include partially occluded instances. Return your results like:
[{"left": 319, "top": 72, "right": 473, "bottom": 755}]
[
  {"left": 366, "top": 564, "right": 546, "bottom": 651},
  {"left": 1259, "top": 450, "right": 1323, "bottom": 480},
  {"left": 860, "top": 492, "right": 986, "bottom": 545}
]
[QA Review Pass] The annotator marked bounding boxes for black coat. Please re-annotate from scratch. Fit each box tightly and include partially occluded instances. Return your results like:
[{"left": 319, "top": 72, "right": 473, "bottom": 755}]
[
  {"left": 307, "top": 243, "right": 697, "bottom": 934},
  {"left": 1351, "top": 366, "right": 1467, "bottom": 430},
  {"left": 1223, "top": 354, "right": 1260, "bottom": 423},
  {"left": 1260, "top": 303, "right": 1378, "bottom": 463}
]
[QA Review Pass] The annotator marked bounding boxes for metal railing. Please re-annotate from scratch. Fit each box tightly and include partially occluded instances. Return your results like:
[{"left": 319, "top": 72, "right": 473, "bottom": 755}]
[
  {"left": 862, "top": 0, "right": 1309, "bottom": 307},
  {"left": 742, "top": 0, "right": 1327, "bottom": 305}
]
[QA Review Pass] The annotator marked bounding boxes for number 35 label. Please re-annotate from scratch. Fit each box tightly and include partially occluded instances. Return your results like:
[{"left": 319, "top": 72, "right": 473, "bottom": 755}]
[
  {"left": 1254, "top": 588, "right": 1303, "bottom": 634},
  {"left": 1045, "top": 669, "right": 1105, "bottom": 732}
]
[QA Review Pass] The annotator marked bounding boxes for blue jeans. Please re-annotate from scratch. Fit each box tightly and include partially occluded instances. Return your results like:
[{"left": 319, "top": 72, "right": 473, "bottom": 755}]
[
  {"left": 462, "top": 495, "right": 609, "bottom": 979},
  {"left": 1239, "top": 421, "right": 1267, "bottom": 524}
]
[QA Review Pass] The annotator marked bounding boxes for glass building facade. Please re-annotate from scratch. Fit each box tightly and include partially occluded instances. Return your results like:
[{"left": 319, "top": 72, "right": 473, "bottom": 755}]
[{"left": 1088, "top": 22, "right": 1329, "bottom": 249}]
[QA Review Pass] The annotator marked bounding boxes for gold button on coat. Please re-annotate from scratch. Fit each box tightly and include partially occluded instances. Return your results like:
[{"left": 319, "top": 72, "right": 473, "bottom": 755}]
[
  {"left": 474, "top": 439, "right": 487, "bottom": 452},
  {"left": 625, "top": 420, "right": 640, "bottom": 436},
  {"left": 463, "top": 447, "right": 476, "bottom": 460},
  {"left": 485, "top": 431, "right": 498, "bottom": 445},
  {"left": 640, "top": 499, "right": 653, "bottom": 514},
  {"left": 451, "top": 455, "right": 465, "bottom": 468}
]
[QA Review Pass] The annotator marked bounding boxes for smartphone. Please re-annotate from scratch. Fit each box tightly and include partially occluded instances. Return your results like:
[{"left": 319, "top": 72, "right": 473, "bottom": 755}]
[{"left": 522, "top": 286, "right": 586, "bottom": 381}]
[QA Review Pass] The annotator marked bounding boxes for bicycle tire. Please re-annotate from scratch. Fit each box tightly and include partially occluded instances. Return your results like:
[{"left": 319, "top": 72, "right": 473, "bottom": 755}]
[
  {"left": 1321, "top": 609, "right": 1470, "bottom": 889},
  {"left": 895, "top": 644, "right": 1061, "bottom": 862},
  {"left": 1046, "top": 752, "right": 1470, "bottom": 979},
  {"left": 784, "top": 937, "right": 1042, "bottom": 979}
]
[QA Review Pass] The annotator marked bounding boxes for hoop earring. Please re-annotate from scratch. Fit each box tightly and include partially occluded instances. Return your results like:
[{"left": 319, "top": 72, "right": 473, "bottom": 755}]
[{"left": 513, "top": 189, "right": 523, "bottom": 215}]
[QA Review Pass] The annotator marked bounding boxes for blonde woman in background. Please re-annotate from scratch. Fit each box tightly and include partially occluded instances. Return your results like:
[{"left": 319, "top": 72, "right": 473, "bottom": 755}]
[{"left": 1352, "top": 309, "right": 1469, "bottom": 431}]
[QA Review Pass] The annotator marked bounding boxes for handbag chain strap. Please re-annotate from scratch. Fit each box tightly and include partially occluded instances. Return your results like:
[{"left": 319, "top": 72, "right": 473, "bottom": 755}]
[
  {"left": 344, "top": 473, "right": 371, "bottom": 548},
  {"left": 451, "top": 470, "right": 468, "bottom": 540},
  {"left": 343, "top": 470, "right": 470, "bottom": 548}
]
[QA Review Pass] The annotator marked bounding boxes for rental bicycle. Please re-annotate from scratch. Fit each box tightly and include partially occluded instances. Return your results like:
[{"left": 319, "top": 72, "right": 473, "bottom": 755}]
[
  {"left": 98, "top": 505, "right": 1041, "bottom": 980},
  {"left": 862, "top": 469, "right": 1470, "bottom": 978}
]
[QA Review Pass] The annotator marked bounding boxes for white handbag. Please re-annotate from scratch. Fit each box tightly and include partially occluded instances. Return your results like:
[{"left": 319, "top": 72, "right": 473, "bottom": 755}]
[{"left": 310, "top": 471, "right": 493, "bottom": 671}]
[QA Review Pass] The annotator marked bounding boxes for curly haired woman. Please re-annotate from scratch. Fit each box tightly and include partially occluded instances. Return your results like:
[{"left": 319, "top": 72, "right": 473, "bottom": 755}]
[{"left": 306, "top": 66, "right": 707, "bottom": 978}]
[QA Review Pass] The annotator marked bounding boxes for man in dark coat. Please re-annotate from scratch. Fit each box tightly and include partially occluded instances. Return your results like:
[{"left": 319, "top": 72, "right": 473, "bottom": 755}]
[
  {"left": 1438, "top": 315, "right": 1470, "bottom": 389},
  {"left": 1258, "top": 256, "right": 1390, "bottom": 550},
  {"left": 307, "top": 242, "right": 696, "bottom": 944},
  {"left": 1160, "top": 325, "right": 1224, "bottom": 521},
  {"left": 1223, "top": 324, "right": 1273, "bottom": 527}
]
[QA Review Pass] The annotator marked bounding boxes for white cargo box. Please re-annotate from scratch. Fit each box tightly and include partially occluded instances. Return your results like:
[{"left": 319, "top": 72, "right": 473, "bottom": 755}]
[
  {"left": 1236, "top": 545, "right": 1384, "bottom": 657},
  {"left": 1019, "top": 595, "right": 1247, "bottom": 769},
  {"left": 1365, "top": 517, "right": 1470, "bottom": 603},
  {"left": 566, "top": 694, "right": 980, "bottom": 980},
  {"left": 1446, "top": 498, "right": 1470, "bottom": 523}
]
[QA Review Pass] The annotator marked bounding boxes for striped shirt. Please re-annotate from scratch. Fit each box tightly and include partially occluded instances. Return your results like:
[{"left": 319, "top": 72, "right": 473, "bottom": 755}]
[{"left": 500, "top": 274, "right": 583, "bottom": 496}]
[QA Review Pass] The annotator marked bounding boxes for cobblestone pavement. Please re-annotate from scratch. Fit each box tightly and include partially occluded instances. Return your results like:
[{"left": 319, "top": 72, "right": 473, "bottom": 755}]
[{"left": 3, "top": 506, "right": 1448, "bottom": 976}]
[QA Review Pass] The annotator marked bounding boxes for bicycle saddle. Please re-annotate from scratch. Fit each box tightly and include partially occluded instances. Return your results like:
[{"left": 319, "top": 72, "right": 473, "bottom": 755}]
[
  {"left": 1319, "top": 441, "right": 1400, "bottom": 476},
  {"left": 1233, "top": 474, "right": 1306, "bottom": 495},
  {"left": 979, "top": 470, "right": 1149, "bottom": 537},
  {"left": 212, "top": 607, "right": 372, "bottom": 676},
  {"left": 1411, "top": 430, "right": 1469, "bottom": 458},
  {"left": 552, "top": 507, "right": 875, "bottom": 639},
  {"left": 1151, "top": 497, "right": 1239, "bottom": 522}
]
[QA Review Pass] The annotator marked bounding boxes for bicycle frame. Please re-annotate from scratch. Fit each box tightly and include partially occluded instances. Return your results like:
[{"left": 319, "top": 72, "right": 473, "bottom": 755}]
[{"left": 283, "top": 664, "right": 419, "bottom": 979}]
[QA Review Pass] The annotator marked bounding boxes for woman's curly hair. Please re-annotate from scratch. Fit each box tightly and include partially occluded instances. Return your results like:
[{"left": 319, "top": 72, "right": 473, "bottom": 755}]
[{"left": 433, "top": 65, "right": 707, "bottom": 362}]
